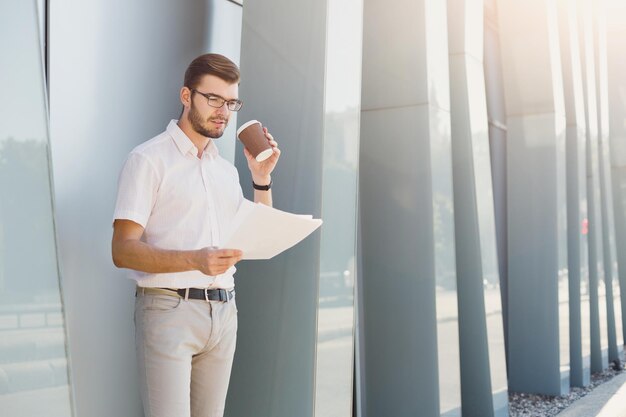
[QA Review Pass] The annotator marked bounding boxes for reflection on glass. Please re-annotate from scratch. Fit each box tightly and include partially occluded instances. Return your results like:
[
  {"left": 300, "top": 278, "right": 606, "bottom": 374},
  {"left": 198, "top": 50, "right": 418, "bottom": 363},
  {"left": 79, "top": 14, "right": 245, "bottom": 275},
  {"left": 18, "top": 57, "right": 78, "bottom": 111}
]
[
  {"left": 314, "top": 0, "right": 362, "bottom": 415},
  {"left": 580, "top": 169, "right": 592, "bottom": 368},
  {"left": 432, "top": 113, "right": 461, "bottom": 416},
  {"left": 486, "top": 118, "right": 510, "bottom": 399},
  {"left": 581, "top": 290, "right": 592, "bottom": 369},
  {"left": 613, "top": 280, "right": 623, "bottom": 347},
  {"left": 599, "top": 278, "right": 609, "bottom": 351},
  {"left": 0, "top": 1, "right": 73, "bottom": 416},
  {"left": 557, "top": 125, "right": 571, "bottom": 376},
  {"left": 559, "top": 275, "right": 571, "bottom": 374}
]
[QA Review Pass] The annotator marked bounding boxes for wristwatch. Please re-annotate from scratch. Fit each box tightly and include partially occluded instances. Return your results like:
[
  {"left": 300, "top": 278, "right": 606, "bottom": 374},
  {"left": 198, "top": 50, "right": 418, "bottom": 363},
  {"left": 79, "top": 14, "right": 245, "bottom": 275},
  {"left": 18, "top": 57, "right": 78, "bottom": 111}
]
[{"left": 252, "top": 178, "right": 272, "bottom": 191}]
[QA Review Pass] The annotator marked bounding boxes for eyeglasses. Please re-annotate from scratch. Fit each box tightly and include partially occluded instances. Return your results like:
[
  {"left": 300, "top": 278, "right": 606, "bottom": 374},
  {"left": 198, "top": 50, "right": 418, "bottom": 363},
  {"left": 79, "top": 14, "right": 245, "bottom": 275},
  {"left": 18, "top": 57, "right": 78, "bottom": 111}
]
[{"left": 191, "top": 89, "right": 243, "bottom": 111}]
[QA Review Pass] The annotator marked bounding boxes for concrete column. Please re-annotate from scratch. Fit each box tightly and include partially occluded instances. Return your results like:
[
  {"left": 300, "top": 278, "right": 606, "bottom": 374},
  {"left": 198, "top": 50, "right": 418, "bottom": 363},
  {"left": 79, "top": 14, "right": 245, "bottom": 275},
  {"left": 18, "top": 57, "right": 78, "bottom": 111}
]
[
  {"left": 497, "top": 0, "right": 570, "bottom": 395},
  {"left": 359, "top": 0, "right": 461, "bottom": 415},
  {"left": 484, "top": 0, "right": 509, "bottom": 366},
  {"left": 48, "top": 1, "right": 243, "bottom": 416},
  {"left": 578, "top": 0, "right": 610, "bottom": 373},
  {"left": 227, "top": 1, "right": 360, "bottom": 416},
  {"left": 593, "top": 0, "right": 624, "bottom": 364},
  {"left": 447, "top": 0, "right": 508, "bottom": 415},
  {"left": 557, "top": 0, "right": 591, "bottom": 387},
  {"left": 606, "top": 1, "right": 626, "bottom": 348}
]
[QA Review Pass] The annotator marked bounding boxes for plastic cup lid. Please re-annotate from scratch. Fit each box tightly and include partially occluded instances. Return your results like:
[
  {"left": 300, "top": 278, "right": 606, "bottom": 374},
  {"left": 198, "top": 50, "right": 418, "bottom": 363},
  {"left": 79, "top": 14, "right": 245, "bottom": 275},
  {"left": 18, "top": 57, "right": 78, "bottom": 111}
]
[{"left": 237, "top": 120, "right": 261, "bottom": 137}]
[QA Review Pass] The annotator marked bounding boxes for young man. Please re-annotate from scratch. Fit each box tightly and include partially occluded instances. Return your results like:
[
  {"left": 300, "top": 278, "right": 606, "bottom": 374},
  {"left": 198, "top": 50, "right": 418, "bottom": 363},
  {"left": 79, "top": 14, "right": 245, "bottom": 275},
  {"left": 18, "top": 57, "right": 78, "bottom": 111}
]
[{"left": 111, "top": 53, "right": 280, "bottom": 417}]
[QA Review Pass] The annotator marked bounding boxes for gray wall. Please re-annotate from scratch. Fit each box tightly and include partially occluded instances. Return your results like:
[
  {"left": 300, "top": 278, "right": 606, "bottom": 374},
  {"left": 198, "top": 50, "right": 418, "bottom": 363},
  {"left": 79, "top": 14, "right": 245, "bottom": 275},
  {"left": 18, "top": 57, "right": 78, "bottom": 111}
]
[
  {"left": 48, "top": 1, "right": 242, "bottom": 416},
  {"left": 226, "top": 1, "right": 362, "bottom": 417},
  {"left": 359, "top": 0, "right": 461, "bottom": 415},
  {"left": 497, "top": 0, "right": 570, "bottom": 395},
  {"left": 226, "top": 0, "right": 327, "bottom": 416}
]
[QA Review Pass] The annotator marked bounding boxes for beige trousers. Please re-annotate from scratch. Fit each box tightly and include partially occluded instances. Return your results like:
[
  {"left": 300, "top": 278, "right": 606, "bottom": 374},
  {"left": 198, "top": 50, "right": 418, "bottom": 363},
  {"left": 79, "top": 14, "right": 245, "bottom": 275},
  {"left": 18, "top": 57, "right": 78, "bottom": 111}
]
[{"left": 134, "top": 289, "right": 238, "bottom": 417}]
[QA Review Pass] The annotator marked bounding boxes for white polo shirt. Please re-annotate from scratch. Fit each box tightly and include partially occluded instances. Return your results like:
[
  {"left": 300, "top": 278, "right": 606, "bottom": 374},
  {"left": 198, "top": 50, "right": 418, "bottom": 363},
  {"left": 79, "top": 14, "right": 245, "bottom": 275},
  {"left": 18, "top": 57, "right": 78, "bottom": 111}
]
[{"left": 113, "top": 120, "right": 244, "bottom": 289}]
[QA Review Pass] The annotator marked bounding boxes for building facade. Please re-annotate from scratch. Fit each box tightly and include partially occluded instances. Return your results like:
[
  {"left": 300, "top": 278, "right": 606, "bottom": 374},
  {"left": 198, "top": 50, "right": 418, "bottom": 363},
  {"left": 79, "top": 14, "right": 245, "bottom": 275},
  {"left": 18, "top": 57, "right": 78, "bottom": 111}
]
[{"left": 1, "top": 0, "right": 625, "bottom": 416}]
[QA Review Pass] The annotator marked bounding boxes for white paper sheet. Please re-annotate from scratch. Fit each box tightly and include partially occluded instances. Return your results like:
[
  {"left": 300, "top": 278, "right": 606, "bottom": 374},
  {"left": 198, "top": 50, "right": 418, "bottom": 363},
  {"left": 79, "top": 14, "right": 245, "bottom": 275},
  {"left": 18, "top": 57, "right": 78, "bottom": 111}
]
[{"left": 221, "top": 200, "right": 323, "bottom": 259}]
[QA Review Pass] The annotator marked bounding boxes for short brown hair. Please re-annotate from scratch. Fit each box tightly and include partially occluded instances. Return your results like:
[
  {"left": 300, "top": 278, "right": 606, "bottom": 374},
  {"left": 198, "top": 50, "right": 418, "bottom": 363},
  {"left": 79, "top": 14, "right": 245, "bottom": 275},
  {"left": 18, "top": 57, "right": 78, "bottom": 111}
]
[{"left": 183, "top": 53, "right": 240, "bottom": 89}]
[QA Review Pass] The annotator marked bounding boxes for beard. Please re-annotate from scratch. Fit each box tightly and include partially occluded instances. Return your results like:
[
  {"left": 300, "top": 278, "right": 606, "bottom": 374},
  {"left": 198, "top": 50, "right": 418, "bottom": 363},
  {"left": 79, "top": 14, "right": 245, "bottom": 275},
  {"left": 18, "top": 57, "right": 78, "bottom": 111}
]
[{"left": 188, "top": 102, "right": 228, "bottom": 139}]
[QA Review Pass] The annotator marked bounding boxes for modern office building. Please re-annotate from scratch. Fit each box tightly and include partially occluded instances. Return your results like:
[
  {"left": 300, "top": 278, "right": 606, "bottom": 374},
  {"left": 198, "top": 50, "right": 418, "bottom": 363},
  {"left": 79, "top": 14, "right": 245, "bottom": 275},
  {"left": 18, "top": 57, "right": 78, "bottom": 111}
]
[{"left": 1, "top": 0, "right": 625, "bottom": 416}]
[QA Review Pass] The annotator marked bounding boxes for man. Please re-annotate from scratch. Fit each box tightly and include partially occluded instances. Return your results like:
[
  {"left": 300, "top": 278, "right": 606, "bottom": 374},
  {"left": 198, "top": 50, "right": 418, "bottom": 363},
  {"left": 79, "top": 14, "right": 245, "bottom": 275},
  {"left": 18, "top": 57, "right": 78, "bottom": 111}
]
[{"left": 111, "top": 53, "right": 280, "bottom": 417}]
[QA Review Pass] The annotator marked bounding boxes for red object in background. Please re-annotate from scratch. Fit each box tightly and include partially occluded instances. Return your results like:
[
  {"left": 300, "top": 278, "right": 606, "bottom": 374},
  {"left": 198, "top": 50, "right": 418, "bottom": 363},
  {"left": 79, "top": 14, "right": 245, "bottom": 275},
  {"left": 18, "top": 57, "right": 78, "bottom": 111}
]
[{"left": 582, "top": 218, "right": 589, "bottom": 235}]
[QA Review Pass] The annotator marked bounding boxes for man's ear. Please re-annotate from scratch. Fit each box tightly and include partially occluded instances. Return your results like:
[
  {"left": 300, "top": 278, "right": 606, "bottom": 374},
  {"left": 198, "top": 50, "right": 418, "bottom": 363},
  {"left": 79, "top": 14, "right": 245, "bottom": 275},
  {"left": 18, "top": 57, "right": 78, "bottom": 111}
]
[{"left": 180, "top": 86, "right": 192, "bottom": 108}]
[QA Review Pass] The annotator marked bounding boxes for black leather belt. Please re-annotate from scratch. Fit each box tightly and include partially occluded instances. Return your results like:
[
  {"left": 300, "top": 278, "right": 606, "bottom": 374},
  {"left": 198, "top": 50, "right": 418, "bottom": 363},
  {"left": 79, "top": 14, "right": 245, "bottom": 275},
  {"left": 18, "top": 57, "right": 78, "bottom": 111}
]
[{"left": 164, "top": 287, "right": 235, "bottom": 302}]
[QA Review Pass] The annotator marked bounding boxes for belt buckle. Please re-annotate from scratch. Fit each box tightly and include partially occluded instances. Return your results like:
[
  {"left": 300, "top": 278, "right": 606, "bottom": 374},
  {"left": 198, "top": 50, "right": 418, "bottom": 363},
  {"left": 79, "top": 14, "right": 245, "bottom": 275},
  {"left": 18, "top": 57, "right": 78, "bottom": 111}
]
[{"left": 204, "top": 288, "right": 210, "bottom": 303}]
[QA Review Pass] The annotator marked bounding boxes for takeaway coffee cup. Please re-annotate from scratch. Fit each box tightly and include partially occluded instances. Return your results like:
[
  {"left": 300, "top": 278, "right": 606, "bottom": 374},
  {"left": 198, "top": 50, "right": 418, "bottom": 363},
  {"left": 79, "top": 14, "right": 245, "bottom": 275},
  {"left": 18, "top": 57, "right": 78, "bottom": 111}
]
[{"left": 236, "top": 120, "right": 273, "bottom": 162}]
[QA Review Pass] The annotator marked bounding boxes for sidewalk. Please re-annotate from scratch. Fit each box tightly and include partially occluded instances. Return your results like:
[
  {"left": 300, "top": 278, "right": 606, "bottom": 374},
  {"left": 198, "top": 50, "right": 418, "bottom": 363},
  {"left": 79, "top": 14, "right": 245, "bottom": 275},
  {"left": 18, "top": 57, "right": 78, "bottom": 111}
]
[{"left": 557, "top": 373, "right": 626, "bottom": 417}]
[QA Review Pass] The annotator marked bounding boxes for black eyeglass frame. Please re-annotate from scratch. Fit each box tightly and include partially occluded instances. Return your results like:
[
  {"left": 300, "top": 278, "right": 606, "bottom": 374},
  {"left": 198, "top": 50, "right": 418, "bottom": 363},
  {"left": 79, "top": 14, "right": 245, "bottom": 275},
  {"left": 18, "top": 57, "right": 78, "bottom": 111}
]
[{"left": 191, "top": 89, "right": 243, "bottom": 111}]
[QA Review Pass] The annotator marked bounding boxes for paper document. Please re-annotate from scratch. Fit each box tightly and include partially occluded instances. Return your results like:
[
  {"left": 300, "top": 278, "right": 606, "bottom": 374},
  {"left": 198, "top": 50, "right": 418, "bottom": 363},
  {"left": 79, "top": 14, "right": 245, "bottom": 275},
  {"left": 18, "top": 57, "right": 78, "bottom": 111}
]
[{"left": 222, "top": 200, "right": 323, "bottom": 260}]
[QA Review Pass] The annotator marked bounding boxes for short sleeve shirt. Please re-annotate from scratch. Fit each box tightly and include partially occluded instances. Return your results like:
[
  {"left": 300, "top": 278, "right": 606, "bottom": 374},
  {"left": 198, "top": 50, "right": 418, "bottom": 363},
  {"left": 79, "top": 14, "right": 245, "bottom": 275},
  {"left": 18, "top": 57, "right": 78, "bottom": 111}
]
[{"left": 113, "top": 120, "right": 244, "bottom": 289}]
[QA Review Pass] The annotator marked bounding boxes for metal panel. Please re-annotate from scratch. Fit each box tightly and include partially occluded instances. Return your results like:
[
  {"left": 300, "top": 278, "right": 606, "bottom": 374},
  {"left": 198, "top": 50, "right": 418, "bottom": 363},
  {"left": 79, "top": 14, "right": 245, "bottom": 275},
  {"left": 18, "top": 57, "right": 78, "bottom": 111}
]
[
  {"left": 447, "top": 0, "right": 509, "bottom": 415},
  {"left": 498, "top": 0, "right": 570, "bottom": 395},
  {"left": 48, "top": 1, "right": 243, "bottom": 416},
  {"left": 227, "top": 0, "right": 329, "bottom": 416},
  {"left": 578, "top": 0, "right": 610, "bottom": 373},
  {"left": 557, "top": 0, "right": 591, "bottom": 387},
  {"left": 483, "top": 7, "right": 509, "bottom": 370},
  {"left": 360, "top": 0, "right": 461, "bottom": 415},
  {"left": 593, "top": 0, "right": 623, "bottom": 362}
]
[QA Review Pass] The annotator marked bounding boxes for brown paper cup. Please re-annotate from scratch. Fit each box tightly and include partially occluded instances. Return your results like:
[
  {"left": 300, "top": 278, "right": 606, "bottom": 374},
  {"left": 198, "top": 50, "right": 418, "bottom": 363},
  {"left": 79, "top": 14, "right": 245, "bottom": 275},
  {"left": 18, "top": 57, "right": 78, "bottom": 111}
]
[{"left": 236, "top": 120, "right": 273, "bottom": 162}]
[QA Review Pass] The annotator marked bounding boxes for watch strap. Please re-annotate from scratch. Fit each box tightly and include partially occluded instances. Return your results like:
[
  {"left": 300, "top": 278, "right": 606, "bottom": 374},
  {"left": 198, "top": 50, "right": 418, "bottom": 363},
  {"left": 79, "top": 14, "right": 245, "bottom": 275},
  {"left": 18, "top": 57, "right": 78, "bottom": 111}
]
[{"left": 252, "top": 178, "right": 272, "bottom": 191}]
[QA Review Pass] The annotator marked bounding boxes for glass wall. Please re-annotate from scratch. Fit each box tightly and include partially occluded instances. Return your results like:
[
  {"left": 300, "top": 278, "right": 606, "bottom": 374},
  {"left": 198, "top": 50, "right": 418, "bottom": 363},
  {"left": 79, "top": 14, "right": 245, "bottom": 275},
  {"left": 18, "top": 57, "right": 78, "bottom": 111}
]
[
  {"left": 314, "top": 0, "right": 362, "bottom": 415},
  {"left": 484, "top": 0, "right": 509, "bottom": 365},
  {"left": 0, "top": 1, "right": 73, "bottom": 416}
]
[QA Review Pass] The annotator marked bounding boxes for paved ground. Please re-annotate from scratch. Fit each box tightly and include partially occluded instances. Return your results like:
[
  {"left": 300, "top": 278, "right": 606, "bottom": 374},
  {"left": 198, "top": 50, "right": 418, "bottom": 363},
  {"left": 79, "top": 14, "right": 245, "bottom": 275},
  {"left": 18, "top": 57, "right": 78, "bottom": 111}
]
[{"left": 557, "top": 373, "right": 626, "bottom": 417}]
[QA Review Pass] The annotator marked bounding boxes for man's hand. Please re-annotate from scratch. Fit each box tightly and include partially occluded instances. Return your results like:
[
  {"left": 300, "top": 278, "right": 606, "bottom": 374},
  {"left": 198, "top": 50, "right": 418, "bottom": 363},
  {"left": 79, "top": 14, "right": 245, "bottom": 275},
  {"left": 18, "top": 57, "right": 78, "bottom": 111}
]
[
  {"left": 244, "top": 126, "right": 281, "bottom": 184},
  {"left": 112, "top": 220, "right": 243, "bottom": 275},
  {"left": 193, "top": 247, "right": 243, "bottom": 276}
]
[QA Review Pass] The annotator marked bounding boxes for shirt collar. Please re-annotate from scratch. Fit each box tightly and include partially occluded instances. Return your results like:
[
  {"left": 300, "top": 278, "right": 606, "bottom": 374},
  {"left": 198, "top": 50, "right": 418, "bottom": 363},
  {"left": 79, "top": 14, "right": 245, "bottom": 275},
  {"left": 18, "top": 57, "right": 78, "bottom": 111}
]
[{"left": 167, "top": 119, "right": 219, "bottom": 159}]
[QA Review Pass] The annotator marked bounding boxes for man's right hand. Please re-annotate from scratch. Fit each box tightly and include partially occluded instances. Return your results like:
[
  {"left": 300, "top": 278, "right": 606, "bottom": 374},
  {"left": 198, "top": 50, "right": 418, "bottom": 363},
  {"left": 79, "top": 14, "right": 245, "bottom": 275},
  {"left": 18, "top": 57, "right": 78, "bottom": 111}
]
[{"left": 193, "top": 247, "right": 243, "bottom": 276}]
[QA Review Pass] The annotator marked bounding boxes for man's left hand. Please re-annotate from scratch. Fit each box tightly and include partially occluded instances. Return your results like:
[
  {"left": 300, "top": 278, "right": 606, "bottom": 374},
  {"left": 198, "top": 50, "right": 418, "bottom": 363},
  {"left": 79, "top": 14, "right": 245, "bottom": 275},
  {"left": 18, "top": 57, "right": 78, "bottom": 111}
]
[{"left": 244, "top": 126, "right": 281, "bottom": 184}]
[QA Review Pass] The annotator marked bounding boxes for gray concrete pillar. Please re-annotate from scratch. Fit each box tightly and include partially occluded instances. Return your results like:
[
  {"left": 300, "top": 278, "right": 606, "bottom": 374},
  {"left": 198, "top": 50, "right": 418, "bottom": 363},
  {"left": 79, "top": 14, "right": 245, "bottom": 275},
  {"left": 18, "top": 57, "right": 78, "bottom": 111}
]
[
  {"left": 227, "top": 0, "right": 324, "bottom": 415},
  {"left": 49, "top": 1, "right": 244, "bottom": 416},
  {"left": 227, "top": 1, "right": 361, "bottom": 416},
  {"left": 447, "top": 0, "right": 509, "bottom": 415},
  {"left": 592, "top": 0, "right": 624, "bottom": 363},
  {"left": 578, "top": 0, "right": 610, "bottom": 373},
  {"left": 606, "top": 1, "right": 626, "bottom": 348},
  {"left": 557, "top": 0, "right": 591, "bottom": 387},
  {"left": 359, "top": 0, "right": 461, "bottom": 415},
  {"left": 497, "top": 0, "right": 570, "bottom": 395}
]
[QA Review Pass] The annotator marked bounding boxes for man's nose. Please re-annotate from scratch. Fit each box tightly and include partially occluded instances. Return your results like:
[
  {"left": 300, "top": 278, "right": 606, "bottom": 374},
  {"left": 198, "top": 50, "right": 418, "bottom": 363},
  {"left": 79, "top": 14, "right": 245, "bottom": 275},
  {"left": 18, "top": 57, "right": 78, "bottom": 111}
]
[{"left": 214, "top": 104, "right": 229, "bottom": 117}]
